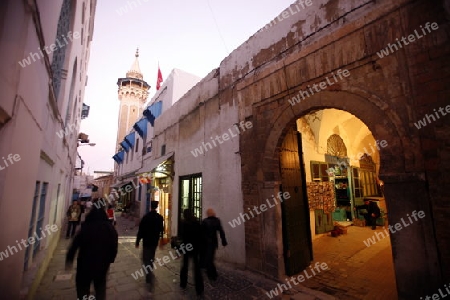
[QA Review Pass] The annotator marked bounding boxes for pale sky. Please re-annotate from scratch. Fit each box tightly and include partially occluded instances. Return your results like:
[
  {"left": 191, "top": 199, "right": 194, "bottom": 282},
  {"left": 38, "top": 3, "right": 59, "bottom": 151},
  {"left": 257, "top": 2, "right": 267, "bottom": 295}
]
[{"left": 79, "top": 0, "right": 296, "bottom": 173}]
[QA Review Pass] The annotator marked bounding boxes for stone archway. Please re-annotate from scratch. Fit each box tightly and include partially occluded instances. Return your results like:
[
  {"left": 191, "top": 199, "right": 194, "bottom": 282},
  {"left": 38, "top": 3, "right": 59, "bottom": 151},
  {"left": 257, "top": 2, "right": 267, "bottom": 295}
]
[{"left": 240, "top": 90, "right": 441, "bottom": 298}]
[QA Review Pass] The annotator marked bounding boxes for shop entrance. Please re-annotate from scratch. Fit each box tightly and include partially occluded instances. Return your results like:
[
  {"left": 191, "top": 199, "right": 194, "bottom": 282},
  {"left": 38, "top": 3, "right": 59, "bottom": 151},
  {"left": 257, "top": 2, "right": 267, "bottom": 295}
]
[
  {"left": 279, "top": 108, "right": 397, "bottom": 298},
  {"left": 178, "top": 173, "right": 203, "bottom": 233}
]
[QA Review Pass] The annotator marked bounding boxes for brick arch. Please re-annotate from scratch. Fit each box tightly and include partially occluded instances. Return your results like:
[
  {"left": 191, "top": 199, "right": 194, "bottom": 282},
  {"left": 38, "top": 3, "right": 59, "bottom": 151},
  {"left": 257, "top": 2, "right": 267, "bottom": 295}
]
[
  {"left": 261, "top": 90, "right": 420, "bottom": 180},
  {"left": 246, "top": 89, "right": 440, "bottom": 296}
]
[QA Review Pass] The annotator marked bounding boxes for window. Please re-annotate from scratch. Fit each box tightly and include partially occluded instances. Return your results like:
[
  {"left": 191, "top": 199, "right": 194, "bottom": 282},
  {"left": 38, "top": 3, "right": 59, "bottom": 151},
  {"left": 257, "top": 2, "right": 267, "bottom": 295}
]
[
  {"left": 358, "top": 154, "right": 380, "bottom": 197},
  {"left": 24, "top": 182, "right": 40, "bottom": 270},
  {"left": 310, "top": 161, "right": 330, "bottom": 182},
  {"left": 178, "top": 174, "right": 202, "bottom": 233},
  {"left": 136, "top": 138, "right": 139, "bottom": 153},
  {"left": 130, "top": 143, "right": 134, "bottom": 161},
  {"left": 327, "top": 134, "right": 347, "bottom": 157},
  {"left": 53, "top": 184, "right": 61, "bottom": 224},
  {"left": 161, "top": 144, "right": 166, "bottom": 156},
  {"left": 81, "top": 2, "right": 85, "bottom": 24},
  {"left": 360, "top": 170, "right": 378, "bottom": 197},
  {"left": 51, "top": 0, "right": 73, "bottom": 98},
  {"left": 34, "top": 182, "right": 48, "bottom": 256}
]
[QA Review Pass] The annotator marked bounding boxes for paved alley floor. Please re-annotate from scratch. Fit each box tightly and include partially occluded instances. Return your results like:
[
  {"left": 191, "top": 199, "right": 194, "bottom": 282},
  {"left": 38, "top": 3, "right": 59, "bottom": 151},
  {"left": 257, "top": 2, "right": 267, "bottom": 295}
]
[
  {"left": 296, "top": 225, "right": 398, "bottom": 300},
  {"left": 34, "top": 213, "right": 335, "bottom": 300}
]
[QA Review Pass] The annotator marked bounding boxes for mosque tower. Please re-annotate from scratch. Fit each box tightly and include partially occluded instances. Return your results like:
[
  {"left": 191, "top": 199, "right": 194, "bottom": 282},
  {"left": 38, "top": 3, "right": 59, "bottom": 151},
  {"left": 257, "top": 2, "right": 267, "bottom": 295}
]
[{"left": 116, "top": 48, "right": 150, "bottom": 151}]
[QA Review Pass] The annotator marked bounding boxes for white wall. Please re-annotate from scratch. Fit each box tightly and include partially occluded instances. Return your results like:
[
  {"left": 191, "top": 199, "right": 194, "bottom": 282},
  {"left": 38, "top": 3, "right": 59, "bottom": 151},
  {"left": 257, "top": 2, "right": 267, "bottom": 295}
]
[
  {"left": 152, "top": 69, "right": 246, "bottom": 265},
  {"left": 0, "top": 0, "right": 96, "bottom": 297}
]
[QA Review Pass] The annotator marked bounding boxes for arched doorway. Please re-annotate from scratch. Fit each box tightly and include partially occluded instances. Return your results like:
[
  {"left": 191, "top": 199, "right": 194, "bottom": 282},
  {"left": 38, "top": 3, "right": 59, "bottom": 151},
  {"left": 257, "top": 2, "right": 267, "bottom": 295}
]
[
  {"left": 240, "top": 90, "right": 441, "bottom": 298},
  {"left": 278, "top": 108, "right": 397, "bottom": 298}
]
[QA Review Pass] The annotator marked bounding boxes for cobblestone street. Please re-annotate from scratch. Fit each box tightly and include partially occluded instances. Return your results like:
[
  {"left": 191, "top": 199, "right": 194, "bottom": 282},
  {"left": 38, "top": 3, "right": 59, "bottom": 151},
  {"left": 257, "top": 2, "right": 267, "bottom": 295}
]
[
  {"left": 34, "top": 213, "right": 335, "bottom": 300},
  {"left": 298, "top": 225, "right": 397, "bottom": 300}
]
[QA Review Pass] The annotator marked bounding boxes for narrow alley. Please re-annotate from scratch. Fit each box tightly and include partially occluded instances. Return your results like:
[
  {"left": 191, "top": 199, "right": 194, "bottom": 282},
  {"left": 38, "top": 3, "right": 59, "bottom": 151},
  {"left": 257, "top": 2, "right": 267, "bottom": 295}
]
[
  {"left": 34, "top": 212, "right": 337, "bottom": 300},
  {"left": 34, "top": 211, "right": 396, "bottom": 300}
]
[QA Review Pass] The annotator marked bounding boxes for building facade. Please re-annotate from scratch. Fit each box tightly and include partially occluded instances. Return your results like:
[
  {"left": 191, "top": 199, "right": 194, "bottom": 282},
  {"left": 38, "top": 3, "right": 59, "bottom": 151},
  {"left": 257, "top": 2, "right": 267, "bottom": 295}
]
[
  {"left": 112, "top": 0, "right": 450, "bottom": 299},
  {"left": 0, "top": 0, "right": 97, "bottom": 298},
  {"left": 112, "top": 57, "right": 201, "bottom": 229}
]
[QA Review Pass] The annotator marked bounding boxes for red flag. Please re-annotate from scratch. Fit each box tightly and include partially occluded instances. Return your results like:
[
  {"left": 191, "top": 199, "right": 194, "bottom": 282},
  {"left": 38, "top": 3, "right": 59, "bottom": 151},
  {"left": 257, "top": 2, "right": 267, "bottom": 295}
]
[{"left": 156, "top": 66, "right": 163, "bottom": 90}]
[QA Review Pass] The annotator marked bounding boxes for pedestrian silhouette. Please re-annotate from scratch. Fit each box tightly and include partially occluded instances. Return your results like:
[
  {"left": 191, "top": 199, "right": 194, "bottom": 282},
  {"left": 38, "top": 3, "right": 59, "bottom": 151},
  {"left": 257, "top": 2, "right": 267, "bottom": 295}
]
[
  {"left": 368, "top": 201, "right": 381, "bottom": 230},
  {"left": 355, "top": 199, "right": 371, "bottom": 226},
  {"left": 66, "top": 200, "right": 82, "bottom": 239},
  {"left": 201, "top": 208, "right": 227, "bottom": 281},
  {"left": 179, "top": 209, "right": 204, "bottom": 296},
  {"left": 135, "top": 200, "right": 164, "bottom": 293},
  {"left": 66, "top": 205, "right": 118, "bottom": 300}
]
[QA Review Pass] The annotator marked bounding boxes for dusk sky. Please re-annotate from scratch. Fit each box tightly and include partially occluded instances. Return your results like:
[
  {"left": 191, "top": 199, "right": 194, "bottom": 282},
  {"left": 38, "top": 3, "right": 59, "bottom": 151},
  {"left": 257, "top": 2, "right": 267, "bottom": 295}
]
[{"left": 79, "top": 0, "right": 296, "bottom": 174}]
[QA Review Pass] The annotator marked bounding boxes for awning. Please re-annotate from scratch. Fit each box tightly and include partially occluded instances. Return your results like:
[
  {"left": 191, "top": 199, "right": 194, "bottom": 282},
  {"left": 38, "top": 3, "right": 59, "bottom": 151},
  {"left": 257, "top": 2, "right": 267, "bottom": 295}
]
[
  {"left": 125, "top": 132, "right": 136, "bottom": 148},
  {"left": 120, "top": 140, "right": 130, "bottom": 152},
  {"left": 113, "top": 150, "right": 125, "bottom": 164},
  {"left": 137, "top": 152, "right": 174, "bottom": 174},
  {"left": 133, "top": 118, "right": 148, "bottom": 138},
  {"left": 143, "top": 101, "right": 162, "bottom": 126}
]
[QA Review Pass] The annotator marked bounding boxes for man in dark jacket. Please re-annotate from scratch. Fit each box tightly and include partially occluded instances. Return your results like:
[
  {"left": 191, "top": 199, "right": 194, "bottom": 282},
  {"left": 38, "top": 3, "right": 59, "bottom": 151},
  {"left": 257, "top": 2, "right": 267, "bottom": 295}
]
[
  {"left": 66, "top": 205, "right": 118, "bottom": 300},
  {"left": 355, "top": 199, "right": 371, "bottom": 226},
  {"left": 201, "top": 208, "right": 227, "bottom": 281},
  {"left": 368, "top": 201, "right": 381, "bottom": 230},
  {"left": 180, "top": 209, "right": 204, "bottom": 296},
  {"left": 135, "top": 201, "right": 164, "bottom": 289}
]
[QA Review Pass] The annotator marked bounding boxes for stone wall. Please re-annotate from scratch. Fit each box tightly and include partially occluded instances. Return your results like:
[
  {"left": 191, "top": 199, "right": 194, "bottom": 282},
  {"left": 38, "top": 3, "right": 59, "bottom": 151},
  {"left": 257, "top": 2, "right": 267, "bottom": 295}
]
[
  {"left": 221, "top": 0, "right": 449, "bottom": 298},
  {"left": 149, "top": 0, "right": 449, "bottom": 298}
]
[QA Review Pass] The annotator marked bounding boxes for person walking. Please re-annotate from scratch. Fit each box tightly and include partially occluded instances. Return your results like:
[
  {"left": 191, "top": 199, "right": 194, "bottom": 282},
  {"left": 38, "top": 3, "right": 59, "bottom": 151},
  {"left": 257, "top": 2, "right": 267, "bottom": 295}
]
[
  {"left": 354, "top": 199, "right": 371, "bottom": 226},
  {"left": 201, "top": 208, "right": 227, "bottom": 281},
  {"left": 65, "top": 205, "right": 118, "bottom": 300},
  {"left": 179, "top": 209, "right": 204, "bottom": 296},
  {"left": 135, "top": 201, "right": 164, "bottom": 292},
  {"left": 106, "top": 204, "right": 116, "bottom": 226},
  {"left": 66, "top": 200, "right": 82, "bottom": 239},
  {"left": 368, "top": 201, "right": 381, "bottom": 230}
]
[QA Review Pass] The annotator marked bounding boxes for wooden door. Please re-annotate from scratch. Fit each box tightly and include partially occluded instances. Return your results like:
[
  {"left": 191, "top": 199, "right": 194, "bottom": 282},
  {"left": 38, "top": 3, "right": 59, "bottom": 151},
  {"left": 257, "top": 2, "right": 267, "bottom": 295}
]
[{"left": 279, "top": 128, "right": 313, "bottom": 276}]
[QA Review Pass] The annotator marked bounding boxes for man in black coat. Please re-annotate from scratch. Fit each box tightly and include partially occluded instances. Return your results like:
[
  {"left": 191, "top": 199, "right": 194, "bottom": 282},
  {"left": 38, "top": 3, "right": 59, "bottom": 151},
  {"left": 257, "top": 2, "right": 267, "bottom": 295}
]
[
  {"left": 201, "top": 208, "right": 227, "bottom": 281},
  {"left": 180, "top": 209, "right": 204, "bottom": 296},
  {"left": 135, "top": 201, "right": 164, "bottom": 289},
  {"left": 66, "top": 205, "right": 118, "bottom": 300},
  {"left": 368, "top": 201, "right": 381, "bottom": 230},
  {"left": 355, "top": 199, "right": 371, "bottom": 226}
]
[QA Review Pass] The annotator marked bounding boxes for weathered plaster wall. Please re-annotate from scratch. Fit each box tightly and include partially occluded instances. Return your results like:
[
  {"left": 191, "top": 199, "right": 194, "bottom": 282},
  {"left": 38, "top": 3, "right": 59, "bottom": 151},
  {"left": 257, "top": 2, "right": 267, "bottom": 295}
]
[
  {"left": 217, "top": 0, "right": 448, "bottom": 298},
  {"left": 152, "top": 70, "right": 246, "bottom": 264},
  {"left": 148, "top": 0, "right": 449, "bottom": 298}
]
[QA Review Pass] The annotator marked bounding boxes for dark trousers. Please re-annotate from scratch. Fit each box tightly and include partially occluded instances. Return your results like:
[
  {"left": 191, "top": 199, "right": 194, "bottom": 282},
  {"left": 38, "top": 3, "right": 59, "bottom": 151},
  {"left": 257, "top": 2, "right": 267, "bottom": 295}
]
[
  {"left": 76, "top": 268, "right": 108, "bottom": 300},
  {"left": 66, "top": 221, "right": 78, "bottom": 238},
  {"left": 180, "top": 250, "right": 204, "bottom": 295},
  {"left": 205, "top": 243, "right": 218, "bottom": 280},
  {"left": 360, "top": 213, "right": 368, "bottom": 225},
  {"left": 370, "top": 216, "right": 377, "bottom": 229},
  {"left": 143, "top": 246, "right": 157, "bottom": 288}
]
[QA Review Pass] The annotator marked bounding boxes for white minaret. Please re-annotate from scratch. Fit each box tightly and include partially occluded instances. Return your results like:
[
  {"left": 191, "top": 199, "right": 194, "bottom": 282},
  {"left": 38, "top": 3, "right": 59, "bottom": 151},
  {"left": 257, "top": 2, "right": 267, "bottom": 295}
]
[{"left": 116, "top": 48, "right": 150, "bottom": 151}]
